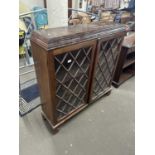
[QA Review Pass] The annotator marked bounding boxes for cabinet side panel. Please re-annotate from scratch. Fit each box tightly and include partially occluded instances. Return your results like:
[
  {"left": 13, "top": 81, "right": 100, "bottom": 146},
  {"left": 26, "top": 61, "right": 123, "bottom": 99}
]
[
  {"left": 113, "top": 44, "right": 128, "bottom": 82},
  {"left": 31, "top": 41, "right": 55, "bottom": 124}
]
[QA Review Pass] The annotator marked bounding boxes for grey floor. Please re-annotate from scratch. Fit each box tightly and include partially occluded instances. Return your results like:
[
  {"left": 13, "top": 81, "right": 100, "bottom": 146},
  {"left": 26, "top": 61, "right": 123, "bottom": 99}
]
[{"left": 19, "top": 77, "right": 135, "bottom": 155}]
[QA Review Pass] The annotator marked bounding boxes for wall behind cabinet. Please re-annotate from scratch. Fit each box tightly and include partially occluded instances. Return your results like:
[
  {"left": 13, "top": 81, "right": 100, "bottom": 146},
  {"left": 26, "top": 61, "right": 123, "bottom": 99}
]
[
  {"left": 47, "top": 0, "right": 68, "bottom": 28},
  {"left": 19, "top": 0, "right": 44, "bottom": 13}
]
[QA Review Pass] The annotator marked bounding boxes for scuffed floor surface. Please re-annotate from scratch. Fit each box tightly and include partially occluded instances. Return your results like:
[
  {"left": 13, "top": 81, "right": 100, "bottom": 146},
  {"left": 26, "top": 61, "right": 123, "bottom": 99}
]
[{"left": 19, "top": 77, "right": 135, "bottom": 155}]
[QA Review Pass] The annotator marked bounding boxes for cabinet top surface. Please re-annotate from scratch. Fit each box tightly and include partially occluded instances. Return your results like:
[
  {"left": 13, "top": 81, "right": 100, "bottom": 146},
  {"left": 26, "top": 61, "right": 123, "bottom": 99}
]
[
  {"left": 35, "top": 24, "right": 100, "bottom": 39},
  {"left": 31, "top": 23, "right": 127, "bottom": 50}
]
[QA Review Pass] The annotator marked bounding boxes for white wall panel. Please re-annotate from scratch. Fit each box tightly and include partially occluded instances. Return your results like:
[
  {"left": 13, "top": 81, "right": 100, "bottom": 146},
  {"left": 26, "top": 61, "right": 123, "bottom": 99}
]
[{"left": 47, "top": 0, "right": 68, "bottom": 28}]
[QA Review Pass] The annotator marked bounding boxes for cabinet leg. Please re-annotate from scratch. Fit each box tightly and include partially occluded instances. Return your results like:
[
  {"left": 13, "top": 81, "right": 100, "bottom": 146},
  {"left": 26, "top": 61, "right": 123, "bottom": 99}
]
[
  {"left": 51, "top": 128, "right": 59, "bottom": 134},
  {"left": 112, "top": 82, "right": 119, "bottom": 88},
  {"left": 114, "top": 84, "right": 119, "bottom": 88},
  {"left": 105, "top": 90, "right": 111, "bottom": 96},
  {"left": 41, "top": 113, "right": 59, "bottom": 134}
]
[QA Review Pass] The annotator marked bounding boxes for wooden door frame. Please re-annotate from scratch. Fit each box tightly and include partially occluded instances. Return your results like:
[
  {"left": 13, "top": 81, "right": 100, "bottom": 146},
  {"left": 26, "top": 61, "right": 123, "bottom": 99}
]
[
  {"left": 43, "top": 0, "right": 47, "bottom": 8},
  {"left": 68, "top": 0, "right": 72, "bottom": 18},
  {"left": 88, "top": 34, "right": 125, "bottom": 103},
  {"left": 48, "top": 40, "right": 97, "bottom": 124}
]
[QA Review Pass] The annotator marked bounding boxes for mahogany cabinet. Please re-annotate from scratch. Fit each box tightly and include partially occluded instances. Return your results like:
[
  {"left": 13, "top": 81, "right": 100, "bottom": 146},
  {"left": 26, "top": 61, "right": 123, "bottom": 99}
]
[
  {"left": 113, "top": 32, "right": 135, "bottom": 87},
  {"left": 31, "top": 23, "right": 126, "bottom": 133}
]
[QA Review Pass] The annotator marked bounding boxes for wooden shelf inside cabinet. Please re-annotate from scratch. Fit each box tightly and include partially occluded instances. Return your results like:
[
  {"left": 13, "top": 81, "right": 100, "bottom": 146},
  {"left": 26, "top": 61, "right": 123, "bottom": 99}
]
[
  {"left": 123, "top": 57, "right": 135, "bottom": 69},
  {"left": 112, "top": 32, "right": 135, "bottom": 88},
  {"left": 31, "top": 23, "right": 127, "bottom": 133}
]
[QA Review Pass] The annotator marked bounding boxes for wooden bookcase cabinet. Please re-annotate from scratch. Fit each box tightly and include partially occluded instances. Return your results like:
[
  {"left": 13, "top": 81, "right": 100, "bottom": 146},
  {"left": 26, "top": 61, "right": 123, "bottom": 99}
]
[
  {"left": 31, "top": 24, "right": 126, "bottom": 133},
  {"left": 113, "top": 33, "right": 135, "bottom": 88}
]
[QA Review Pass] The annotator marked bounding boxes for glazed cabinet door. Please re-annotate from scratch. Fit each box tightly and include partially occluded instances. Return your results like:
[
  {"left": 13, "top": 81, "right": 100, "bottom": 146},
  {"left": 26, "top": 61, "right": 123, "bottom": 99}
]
[
  {"left": 90, "top": 36, "right": 124, "bottom": 102},
  {"left": 49, "top": 40, "right": 97, "bottom": 122}
]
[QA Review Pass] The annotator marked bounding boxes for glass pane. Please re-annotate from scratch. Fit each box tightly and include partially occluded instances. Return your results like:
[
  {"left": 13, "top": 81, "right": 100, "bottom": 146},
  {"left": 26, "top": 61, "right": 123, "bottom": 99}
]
[{"left": 54, "top": 46, "right": 93, "bottom": 120}]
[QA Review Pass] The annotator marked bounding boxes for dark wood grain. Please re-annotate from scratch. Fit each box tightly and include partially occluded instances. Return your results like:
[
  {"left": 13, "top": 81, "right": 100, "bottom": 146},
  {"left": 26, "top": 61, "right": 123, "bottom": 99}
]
[
  {"left": 31, "top": 42, "right": 56, "bottom": 125},
  {"left": 31, "top": 23, "right": 126, "bottom": 50}
]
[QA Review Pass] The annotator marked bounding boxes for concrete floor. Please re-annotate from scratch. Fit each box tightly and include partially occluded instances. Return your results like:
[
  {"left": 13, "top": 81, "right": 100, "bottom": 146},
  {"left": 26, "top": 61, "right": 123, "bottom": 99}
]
[{"left": 19, "top": 77, "right": 135, "bottom": 155}]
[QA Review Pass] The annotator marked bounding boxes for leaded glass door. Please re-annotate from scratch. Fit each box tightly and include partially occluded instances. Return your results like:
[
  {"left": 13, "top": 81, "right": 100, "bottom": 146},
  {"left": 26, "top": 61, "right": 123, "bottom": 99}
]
[
  {"left": 90, "top": 37, "right": 123, "bottom": 102},
  {"left": 52, "top": 40, "right": 96, "bottom": 121}
]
